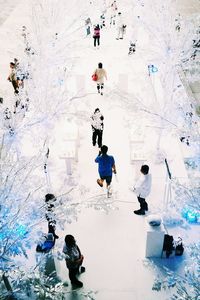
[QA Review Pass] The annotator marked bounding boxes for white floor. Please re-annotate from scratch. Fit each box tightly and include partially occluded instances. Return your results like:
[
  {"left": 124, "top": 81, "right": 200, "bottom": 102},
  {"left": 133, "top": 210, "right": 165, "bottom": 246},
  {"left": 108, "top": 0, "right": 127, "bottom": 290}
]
[{"left": 0, "top": 1, "right": 199, "bottom": 299}]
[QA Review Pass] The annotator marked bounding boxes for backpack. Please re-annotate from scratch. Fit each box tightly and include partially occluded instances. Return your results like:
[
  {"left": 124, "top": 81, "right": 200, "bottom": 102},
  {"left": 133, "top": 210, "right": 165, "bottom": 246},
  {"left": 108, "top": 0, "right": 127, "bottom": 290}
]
[{"left": 36, "top": 233, "right": 55, "bottom": 253}]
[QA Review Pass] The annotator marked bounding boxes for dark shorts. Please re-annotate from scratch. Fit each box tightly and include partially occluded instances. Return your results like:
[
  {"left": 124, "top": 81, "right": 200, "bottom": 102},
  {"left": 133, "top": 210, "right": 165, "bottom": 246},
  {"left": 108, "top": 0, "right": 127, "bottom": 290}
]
[{"left": 100, "top": 175, "right": 112, "bottom": 185}]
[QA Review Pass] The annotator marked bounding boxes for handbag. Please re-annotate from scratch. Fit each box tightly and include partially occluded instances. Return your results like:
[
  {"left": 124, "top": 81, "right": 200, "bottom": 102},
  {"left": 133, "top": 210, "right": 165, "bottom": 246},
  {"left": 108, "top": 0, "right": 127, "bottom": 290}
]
[
  {"left": 92, "top": 73, "right": 98, "bottom": 81},
  {"left": 175, "top": 237, "right": 184, "bottom": 256}
]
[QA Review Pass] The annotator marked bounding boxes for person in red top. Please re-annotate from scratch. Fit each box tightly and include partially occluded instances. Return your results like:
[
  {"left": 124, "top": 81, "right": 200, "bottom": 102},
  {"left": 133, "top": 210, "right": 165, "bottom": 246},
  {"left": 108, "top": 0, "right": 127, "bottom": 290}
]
[{"left": 93, "top": 24, "right": 100, "bottom": 48}]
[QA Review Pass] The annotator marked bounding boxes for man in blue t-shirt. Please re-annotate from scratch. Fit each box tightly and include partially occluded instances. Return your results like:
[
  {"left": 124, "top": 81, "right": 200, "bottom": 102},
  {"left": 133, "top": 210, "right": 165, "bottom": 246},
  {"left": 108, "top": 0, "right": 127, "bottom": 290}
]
[{"left": 95, "top": 145, "right": 117, "bottom": 188}]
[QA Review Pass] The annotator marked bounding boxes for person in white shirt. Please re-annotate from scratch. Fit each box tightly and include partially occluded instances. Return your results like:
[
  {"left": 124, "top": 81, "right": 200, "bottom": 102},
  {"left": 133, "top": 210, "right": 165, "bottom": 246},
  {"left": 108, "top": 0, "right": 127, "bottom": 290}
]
[
  {"left": 116, "top": 12, "right": 125, "bottom": 40},
  {"left": 91, "top": 108, "right": 104, "bottom": 148},
  {"left": 133, "top": 164, "right": 152, "bottom": 215}
]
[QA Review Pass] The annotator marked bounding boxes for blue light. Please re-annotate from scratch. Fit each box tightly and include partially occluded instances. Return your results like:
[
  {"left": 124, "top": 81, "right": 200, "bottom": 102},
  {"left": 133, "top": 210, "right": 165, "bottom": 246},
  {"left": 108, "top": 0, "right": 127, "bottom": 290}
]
[
  {"left": 16, "top": 224, "right": 27, "bottom": 237},
  {"left": 181, "top": 207, "right": 199, "bottom": 223},
  {"left": 187, "top": 212, "right": 197, "bottom": 223},
  {"left": 181, "top": 207, "right": 189, "bottom": 218}
]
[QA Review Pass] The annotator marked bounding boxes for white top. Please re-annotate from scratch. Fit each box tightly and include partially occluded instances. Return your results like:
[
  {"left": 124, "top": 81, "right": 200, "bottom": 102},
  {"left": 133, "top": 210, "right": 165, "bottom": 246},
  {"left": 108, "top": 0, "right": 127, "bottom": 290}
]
[
  {"left": 91, "top": 111, "right": 104, "bottom": 130},
  {"left": 134, "top": 173, "right": 152, "bottom": 198}
]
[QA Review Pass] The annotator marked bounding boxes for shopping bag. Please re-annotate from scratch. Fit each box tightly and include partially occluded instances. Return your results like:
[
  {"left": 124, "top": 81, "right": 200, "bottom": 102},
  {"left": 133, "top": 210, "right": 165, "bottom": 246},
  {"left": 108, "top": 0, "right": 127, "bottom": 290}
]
[{"left": 92, "top": 73, "right": 98, "bottom": 81}]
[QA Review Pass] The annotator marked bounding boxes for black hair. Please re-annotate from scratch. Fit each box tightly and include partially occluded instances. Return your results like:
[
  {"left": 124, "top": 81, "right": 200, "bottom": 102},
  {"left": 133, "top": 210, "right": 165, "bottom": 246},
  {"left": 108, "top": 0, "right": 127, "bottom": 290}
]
[
  {"left": 98, "top": 62, "right": 103, "bottom": 68},
  {"left": 10, "top": 62, "right": 15, "bottom": 67},
  {"left": 95, "top": 108, "right": 100, "bottom": 113},
  {"left": 65, "top": 235, "right": 75, "bottom": 247},
  {"left": 141, "top": 165, "right": 149, "bottom": 175},
  {"left": 45, "top": 193, "right": 56, "bottom": 202},
  {"left": 101, "top": 145, "right": 108, "bottom": 154}
]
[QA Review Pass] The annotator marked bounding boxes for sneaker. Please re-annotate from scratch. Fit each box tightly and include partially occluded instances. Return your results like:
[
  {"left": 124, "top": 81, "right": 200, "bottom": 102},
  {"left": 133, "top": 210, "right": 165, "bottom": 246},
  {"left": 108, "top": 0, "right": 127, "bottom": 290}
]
[
  {"left": 107, "top": 186, "right": 112, "bottom": 198},
  {"left": 120, "top": 37, "right": 123, "bottom": 39},
  {"left": 116, "top": 38, "right": 119, "bottom": 40},
  {"left": 100, "top": 92, "right": 103, "bottom": 95},
  {"left": 97, "top": 179, "right": 103, "bottom": 187},
  {"left": 134, "top": 209, "right": 145, "bottom": 215}
]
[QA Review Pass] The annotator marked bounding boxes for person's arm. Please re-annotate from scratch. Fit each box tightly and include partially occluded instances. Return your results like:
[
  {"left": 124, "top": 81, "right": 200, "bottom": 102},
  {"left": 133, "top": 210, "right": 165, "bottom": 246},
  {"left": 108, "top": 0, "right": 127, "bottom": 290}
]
[
  {"left": 112, "top": 157, "right": 116, "bottom": 173},
  {"left": 95, "top": 153, "right": 101, "bottom": 162},
  {"left": 104, "top": 70, "right": 107, "bottom": 80},
  {"left": 112, "top": 164, "right": 117, "bottom": 174}
]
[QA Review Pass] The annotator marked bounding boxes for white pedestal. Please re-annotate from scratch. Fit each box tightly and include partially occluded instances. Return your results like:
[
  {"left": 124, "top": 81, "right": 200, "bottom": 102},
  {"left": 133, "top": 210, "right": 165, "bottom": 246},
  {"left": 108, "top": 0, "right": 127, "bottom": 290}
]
[{"left": 145, "top": 222, "right": 165, "bottom": 258}]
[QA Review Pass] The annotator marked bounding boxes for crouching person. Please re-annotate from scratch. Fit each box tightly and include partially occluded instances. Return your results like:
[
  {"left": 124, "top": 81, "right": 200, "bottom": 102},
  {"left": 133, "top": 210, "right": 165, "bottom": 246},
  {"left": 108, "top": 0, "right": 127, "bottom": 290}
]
[{"left": 63, "top": 235, "right": 85, "bottom": 288}]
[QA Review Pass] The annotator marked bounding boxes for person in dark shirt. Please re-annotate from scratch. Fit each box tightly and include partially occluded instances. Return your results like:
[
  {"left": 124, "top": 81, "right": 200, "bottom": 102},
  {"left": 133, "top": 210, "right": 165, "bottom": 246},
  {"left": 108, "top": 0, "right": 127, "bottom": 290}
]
[
  {"left": 95, "top": 145, "right": 117, "bottom": 193},
  {"left": 63, "top": 235, "right": 85, "bottom": 288}
]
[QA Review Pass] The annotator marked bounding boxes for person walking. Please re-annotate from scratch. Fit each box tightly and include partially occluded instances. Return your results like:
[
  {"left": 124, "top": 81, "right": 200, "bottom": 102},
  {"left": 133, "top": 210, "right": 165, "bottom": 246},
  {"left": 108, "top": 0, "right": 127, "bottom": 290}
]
[
  {"left": 95, "top": 145, "right": 117, "bottom": 196},
  {"left": 85, "top": 17, "right": 92, "bottom": 36},
  {"left": 7, "top": 62, "right": 19, "bottom": 94},
  {"left": 110, "top": 0, "right": 118, "bottom": 26},
  {"left": 133, "top": 165, "right": 152, "bottom": 215},
  {"left": 63, "top": 235, "right": 85, "bottom": 288},
  {"left": 91, "top": 108, "right": 104, "bottom": 148},
  {"left": 116, "top": 12, "right": 125, "bottom": 40},
  {"left": 93, "top": 24, "right": 100, "bottom": 48},
  {"left": 94, "top": 62, "right": 107, "bottom": 95}
]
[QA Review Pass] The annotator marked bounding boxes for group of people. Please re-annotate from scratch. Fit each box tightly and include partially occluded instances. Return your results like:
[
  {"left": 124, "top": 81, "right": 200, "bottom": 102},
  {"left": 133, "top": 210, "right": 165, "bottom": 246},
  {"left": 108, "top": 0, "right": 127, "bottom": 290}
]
[
  {"left": 36, "top": 193, "right": 85, "bottom": 288},
  {"left": 3, "top": 2, "right": 151, "bottom": 290},
  {"left": 85, "top": 0, "right": 127, "bottom": 49}
]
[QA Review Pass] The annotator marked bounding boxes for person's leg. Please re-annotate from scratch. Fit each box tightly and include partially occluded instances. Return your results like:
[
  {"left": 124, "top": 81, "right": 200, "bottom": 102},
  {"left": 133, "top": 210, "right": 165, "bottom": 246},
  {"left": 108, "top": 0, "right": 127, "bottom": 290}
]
[
  {"left": 68, "top": 267, "right": 83, "bottom": 286},
  {"left": 12, "top": 80, "right": 19, "bottom": 94},
  {"left": 100, "top": 83, "right": 104, "bottom": 95},
  {"left": 134, "top": 197, "right": 145, "bottom": 215},
  {"left": 105, "top": 176, "right": 112, "bottom": 188},
  {"left": 97, "top": 83, "right": 100, "bottom": 93},
  {"left": 105, "top": 176, "right": 112, "bottom": 197},
  {"left": 94, "top": 37, "right": 96, "bottom": 47},
  {"left": 92, "top": 130, "right": 97, "bottom": 146},
  {"left": 97, "top": 176, "right": 104, "bottom": 187},
  {"left": 97, "top": 37, "right": 100, "bottom": 46},
  {"left": 48, "top": 221, "right": 59, "bottom": 239},
  {"left": 139, "top": 197, "right": 146, "bottom": 212},
  {"left": 97, "top": 130, "right": 103, "bottom": 148},
  {"left": 113, "top": 15, "right": 116, "bottom": 25}
]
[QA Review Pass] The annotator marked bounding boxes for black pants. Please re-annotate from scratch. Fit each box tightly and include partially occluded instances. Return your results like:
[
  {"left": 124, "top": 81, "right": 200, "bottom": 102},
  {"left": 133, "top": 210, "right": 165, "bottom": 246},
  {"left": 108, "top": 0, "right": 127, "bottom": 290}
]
[
  {"left": 97, "top": 83, "right": 104, "bottom": 92},
  {"left": 68, "top": 267, "right": 80, "bottom": 284},
  {"left": 92, "top": 129, "right": 103, "bottom": 147},
  {"left": 11, "top": 80, "right": 19, "bottom": 94},
  {"left": 94, "top": 36, "right": 100, "bottom": 47},
  {"left": 46, "top": 215, "right": 58, "bottom": 239},
  {"left": 137, "top": 196, "right": 148, "bottom": 211}
]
